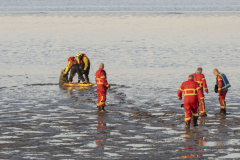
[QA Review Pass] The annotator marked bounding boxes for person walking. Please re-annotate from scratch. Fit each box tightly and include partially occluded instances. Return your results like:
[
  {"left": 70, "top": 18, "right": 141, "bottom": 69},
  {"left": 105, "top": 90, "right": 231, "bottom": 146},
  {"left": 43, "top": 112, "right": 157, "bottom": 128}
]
[
  {"left": 213, "top": 69, "right": 231, "bottom": 115},
  {"left": 95, "top": 63, "right": 110, "bottom": 112},
  {"left": 76, "top": 53, "right": 91, "bottom": 83},
  {"left": 178, "top": 75, "right": 204, "bottom": 129},
  {"left": 193, "top": 67, "right": 208, "bottom": 116},
  {"left": 63, "top": 56, "right": 85, "bottom": 83}
]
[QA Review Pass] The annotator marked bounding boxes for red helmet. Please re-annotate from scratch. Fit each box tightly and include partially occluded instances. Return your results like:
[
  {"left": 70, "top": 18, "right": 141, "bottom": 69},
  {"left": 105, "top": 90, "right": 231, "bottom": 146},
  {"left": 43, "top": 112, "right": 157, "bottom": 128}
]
[{"left": 68, "top": 56, "right": 75, "bottom": 61}]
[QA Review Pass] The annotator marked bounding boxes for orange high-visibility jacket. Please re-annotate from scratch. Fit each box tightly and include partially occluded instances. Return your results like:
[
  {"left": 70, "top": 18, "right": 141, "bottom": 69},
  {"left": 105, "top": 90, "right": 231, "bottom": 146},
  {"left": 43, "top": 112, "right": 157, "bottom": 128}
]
[
  {"left": 95, "top": 68, "right": 109, "bottom": 93},
  {"left": 178, "top": 79, "right": 204, "bottom": 104},
  {"left": 193, "top": 73, "right": 208, "bottom": 92}
]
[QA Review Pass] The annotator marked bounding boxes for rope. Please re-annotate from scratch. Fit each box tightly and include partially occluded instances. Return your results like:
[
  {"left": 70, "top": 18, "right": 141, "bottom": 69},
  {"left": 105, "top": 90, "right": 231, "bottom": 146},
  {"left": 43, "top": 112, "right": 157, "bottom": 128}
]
[{"left": 90, "top": 63, "right": 95, "bottom": 77}]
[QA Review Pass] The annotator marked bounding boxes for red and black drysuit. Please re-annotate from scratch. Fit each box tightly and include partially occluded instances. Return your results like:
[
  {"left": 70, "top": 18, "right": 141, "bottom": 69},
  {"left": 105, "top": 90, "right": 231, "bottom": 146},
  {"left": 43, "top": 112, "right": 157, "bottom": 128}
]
[
  {"left": 77, "top": 54, "right": 91, "bottom": 83},
  {"left": 178, "top": 79, "right": 204, "bottom": 123},
  {"left": 95, "top": 68, "right": 110, "bottom": 108},
  {"left": 64, "top": 56, "right": 85, "bottom": 83},
  {"left": 193, "top": 72, "right": 208, "bottom": 116}
]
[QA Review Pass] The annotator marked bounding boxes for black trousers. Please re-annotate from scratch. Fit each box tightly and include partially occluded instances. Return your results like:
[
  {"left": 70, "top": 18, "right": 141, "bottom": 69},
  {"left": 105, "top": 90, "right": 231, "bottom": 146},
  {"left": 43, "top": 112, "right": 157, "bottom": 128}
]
[
  {"left": 69, "top": 65, "right": 85, "bottom": 82},
  {"left": 83, "top": 67, "right": 90, "bottom": 82}
]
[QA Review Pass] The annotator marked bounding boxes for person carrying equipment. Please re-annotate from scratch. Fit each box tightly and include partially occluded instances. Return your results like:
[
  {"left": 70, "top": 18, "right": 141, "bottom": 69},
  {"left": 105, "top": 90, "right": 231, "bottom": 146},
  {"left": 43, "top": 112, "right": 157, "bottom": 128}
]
[
  {"left": 64, "top": 56, "right": 85, "bottom": 83},
  {"left": 95, "top": 63, "right": 110, "bottom": 112},
  {"left": 213, "top": 69, "right": 231, "bottom": 115},
  {"left": 178, "top": 75, "right": 204, "bottom": 129},
  {"left": 193, "top": 67, "right": 208, "bottom": 117},
  {"left": 76, "top": 53, "right": 90, "bottom": 83}
]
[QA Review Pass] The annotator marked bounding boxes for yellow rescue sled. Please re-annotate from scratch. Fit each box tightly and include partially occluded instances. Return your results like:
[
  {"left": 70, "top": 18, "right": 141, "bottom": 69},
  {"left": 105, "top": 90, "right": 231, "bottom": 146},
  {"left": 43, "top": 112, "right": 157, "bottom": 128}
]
[{"left": 63, "top": 82, "right": 95, "bottom": 87}]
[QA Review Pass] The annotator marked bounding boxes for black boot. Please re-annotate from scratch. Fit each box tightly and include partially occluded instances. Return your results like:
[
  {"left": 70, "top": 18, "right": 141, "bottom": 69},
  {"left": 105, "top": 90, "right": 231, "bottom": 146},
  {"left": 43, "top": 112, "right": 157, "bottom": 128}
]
[
  {"left": 220, "top": 109, "right": 226, "bottom": 115},
  {"left": 99, "top": 106, "right": 105, "bottom": 112},
  {"left": 102, "top": 106, "right": 105, "bottom": 111},
  {"left": 185, "top": 121, "right": 190, "bottom": 129},
  {"left": 193, "top": 118, "right": 198, "bottom": 126},
  {"left": 98, "top": 106, "right": 101, "bottom": 111}
]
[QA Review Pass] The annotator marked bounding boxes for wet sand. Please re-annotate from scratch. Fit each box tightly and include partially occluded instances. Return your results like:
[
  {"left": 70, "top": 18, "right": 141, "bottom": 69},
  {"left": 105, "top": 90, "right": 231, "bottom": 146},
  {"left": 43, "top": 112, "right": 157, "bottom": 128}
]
[
  {"left": 1, "top": 12, "right": 240, "bottom": 159},
  {"left": 0, "top": 84, "right": 240, "bottom": 159}
]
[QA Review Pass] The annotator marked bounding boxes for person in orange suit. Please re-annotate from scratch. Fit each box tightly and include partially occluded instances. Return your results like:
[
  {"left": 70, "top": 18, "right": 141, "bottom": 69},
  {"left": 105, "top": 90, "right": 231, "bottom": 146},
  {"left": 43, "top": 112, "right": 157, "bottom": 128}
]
[
  {"left": 213, "top": 69, "right": 231, "bottom": 115},
  {"left": 178, "top": 75, "right": 204, "bottom": 129},
  {"left": 193, "top": 67, "right": 208, "bottom": 116},
  {"left": 64, "top": 56, "right": 85, "bottom": 83},
  {"left": 95, "top": 63, "right": 110, "bottom": 112}
]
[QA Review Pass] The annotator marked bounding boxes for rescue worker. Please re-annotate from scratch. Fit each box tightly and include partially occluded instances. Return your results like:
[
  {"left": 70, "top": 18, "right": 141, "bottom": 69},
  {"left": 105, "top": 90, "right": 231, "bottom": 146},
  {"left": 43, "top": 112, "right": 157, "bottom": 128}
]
[
  {"left": 76, "top": 53, "right": 90, "bottom": 83},
  {"left": 178, "top": 75, "right": 204, "bottom": 129},
  {"left": 193, "top": 67, "right": 208, "bottom": 116},
  {"left": 213, "top": 69, "right": 231, "bottom": 115},
  {"left": 63, "top": 56, "right": 85, "bottom": 83},
  {"left": 95, "top": 63, "right": 110, "bottom": 112}
]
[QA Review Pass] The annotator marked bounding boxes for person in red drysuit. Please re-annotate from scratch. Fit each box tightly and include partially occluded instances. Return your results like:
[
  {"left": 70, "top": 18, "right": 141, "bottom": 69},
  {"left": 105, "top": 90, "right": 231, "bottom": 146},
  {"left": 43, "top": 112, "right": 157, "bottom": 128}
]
[
  {"left": 178, "top": 75, "right": 204, "bottom": 129},
  {"left": 95, "top": 63, "right": 110, "bottom": 112},
  {"left": 193, "top": 67, "right": 208, "bottom": 116},
  {"left": 213, "top": 69, "right": 231, "bottom": 115}
]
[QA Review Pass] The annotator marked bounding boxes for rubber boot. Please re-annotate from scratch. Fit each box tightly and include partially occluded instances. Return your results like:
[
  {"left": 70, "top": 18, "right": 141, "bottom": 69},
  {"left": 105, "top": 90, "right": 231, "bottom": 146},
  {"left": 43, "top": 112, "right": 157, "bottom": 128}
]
[
  {"left": 185, "top": 121, "right": 190, "bottom": 129},
  {"left": 193, "top": 118, "right": 198, "bottom": 126},
  {"left": 220, "top": 109, "right": 226, "bottom": 115},
  {"left": 98, "top": 106, "right": 101, "bottom": 111},
  {"left": 102, "top": 106, "right": 105, "bottom": 111},
  {"left": 99, "top": 106, "right": 104, "bottom": 112}
]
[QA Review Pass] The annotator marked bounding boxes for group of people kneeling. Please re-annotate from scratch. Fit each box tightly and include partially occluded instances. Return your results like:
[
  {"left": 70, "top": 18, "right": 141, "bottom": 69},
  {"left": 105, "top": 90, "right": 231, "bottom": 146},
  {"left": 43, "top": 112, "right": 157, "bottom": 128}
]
[
  {"left": 60, "top": 53, "right": 110, "bottom": 112},
  {"left": 178, "top": 67, "right": 231, "bottom": 129}
]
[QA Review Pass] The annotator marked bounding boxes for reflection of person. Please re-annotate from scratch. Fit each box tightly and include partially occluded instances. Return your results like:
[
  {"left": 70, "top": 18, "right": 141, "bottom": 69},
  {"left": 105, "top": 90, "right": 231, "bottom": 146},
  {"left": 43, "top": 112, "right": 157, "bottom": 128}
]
[
  {"left": 95, "top": 121, "right": 106, "bottom": 150},
  {"left": 64, "top": 56, "right": 85, "bottom": 83},
  {"left": 76, "top": 53, "right": 90, "bottom": 83},
  {"left": 178, "top": 75, "right": 204, "bottom": 129},
  {"left": 193, "top": 67, "right": 208, "bottom": 116},
  {"left": 213, "top": 69, "right": 231, "bottom": 115},
  {"left": 179, "top": 131, "right": 204, "bottom": 159},
  {"left": 95, "top": 63, "right": 110, "bottom": 112}
]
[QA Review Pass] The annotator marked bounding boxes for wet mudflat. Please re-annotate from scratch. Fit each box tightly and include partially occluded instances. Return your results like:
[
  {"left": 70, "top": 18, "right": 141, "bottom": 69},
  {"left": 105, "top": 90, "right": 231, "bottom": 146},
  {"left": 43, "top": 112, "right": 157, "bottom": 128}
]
[
  {"left": 1, "top": 11, "right": 240, "bottom": 159},
  {"left": 0, "top": 83, "right": 240, "bottom": 159}
]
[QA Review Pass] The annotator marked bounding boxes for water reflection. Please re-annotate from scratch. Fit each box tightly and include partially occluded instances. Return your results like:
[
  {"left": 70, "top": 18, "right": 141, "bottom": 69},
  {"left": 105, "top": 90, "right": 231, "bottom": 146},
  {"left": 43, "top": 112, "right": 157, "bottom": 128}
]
[
  {"left": 179, "top": 130, "right": 205, "bottom": 159},
  {"left": 198, "top": 116, "right": 206, "bottom": 125},
  {"left": 95, "top": 117, "right": 107, "bottom": 150},
  {"left": 59, "top": 85, "right": 92, "bottom": 91},
  {"left": 179, "top": 154, "right": 202, "bottom": 159}
]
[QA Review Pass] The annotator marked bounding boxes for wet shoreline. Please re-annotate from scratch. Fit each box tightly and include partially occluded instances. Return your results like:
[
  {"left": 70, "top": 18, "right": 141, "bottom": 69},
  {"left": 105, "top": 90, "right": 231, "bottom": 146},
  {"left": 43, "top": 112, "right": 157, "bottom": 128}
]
[{"left": 0, "top": 84, "right": 240, "bottom": 159}]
